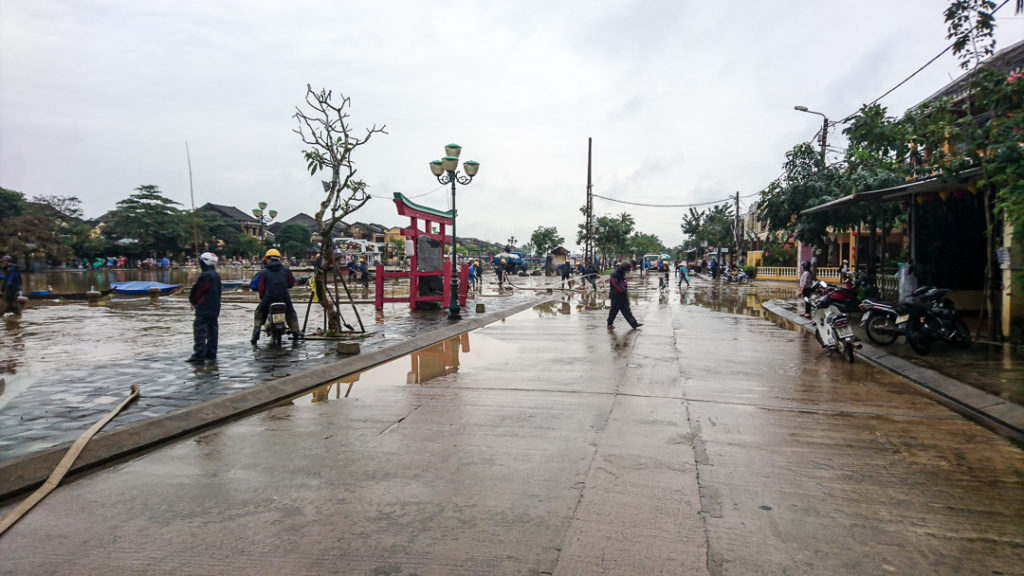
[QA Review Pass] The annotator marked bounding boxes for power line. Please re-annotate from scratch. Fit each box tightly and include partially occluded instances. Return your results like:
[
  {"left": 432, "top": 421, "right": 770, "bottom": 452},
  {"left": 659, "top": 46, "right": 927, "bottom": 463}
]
[
  {"left": 839, "top": 0, "right": 1014, "bottom": 123},
  {"left": 592, "top": 190, "right": 758, "bottom": 209}
]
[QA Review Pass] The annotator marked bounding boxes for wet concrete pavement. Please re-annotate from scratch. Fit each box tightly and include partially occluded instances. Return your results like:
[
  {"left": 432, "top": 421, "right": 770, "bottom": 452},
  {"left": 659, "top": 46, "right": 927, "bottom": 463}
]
[
  {"left": 0, "top": 280, "right": 540, "bottom": 460},
  {"left": 1, "top": 275, "right": 1022, "bottom": 575}
]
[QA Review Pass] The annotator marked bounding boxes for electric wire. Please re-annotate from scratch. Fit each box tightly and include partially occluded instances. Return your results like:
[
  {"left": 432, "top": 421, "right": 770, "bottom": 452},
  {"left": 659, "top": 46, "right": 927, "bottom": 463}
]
[{"left": 837, "top": 0, "right": 1014, "bottom": 123}]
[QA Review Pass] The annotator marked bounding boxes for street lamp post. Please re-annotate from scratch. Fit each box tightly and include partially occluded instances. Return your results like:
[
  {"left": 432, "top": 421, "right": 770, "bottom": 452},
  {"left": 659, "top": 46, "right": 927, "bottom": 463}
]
[
  {"left": 793, "top": 106, "right": 829, "bottom": 165},
  {"left": 429, "top": 144, "right": 480, "bottom": 320},
  {"left": 251, "top": 202, "right": 278, "bottom": 253}
]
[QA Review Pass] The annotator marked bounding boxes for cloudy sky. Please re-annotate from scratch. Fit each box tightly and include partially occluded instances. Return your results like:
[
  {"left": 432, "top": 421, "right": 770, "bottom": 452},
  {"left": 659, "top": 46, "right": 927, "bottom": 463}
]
[{"left": 2, "top": 1, "right": 1022, "bottom": 252}]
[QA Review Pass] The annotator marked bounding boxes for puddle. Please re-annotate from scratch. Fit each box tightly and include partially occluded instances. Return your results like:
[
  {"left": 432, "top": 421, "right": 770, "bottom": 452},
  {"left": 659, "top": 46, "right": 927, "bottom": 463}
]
[{"left": 292, "top": 329, "right": 512, "bottom": 404}]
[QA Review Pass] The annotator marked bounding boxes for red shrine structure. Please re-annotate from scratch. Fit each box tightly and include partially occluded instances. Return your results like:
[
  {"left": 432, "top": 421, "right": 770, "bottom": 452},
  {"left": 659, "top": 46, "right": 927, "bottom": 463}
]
[{"left": 375, "top": 192, "right": 468, "bottom": 310}]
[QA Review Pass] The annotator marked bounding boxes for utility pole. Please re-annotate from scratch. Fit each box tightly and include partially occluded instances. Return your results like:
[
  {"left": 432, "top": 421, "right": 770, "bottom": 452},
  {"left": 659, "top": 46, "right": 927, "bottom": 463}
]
[
  {"left": 586, "top": 137, "right": 593, "bottom": 264},
  {"left": 819, "top": 116, "right": 828, "bottom": 165},
  {"left": 734, "top": 191, "right": 740, "bottom": 265}
]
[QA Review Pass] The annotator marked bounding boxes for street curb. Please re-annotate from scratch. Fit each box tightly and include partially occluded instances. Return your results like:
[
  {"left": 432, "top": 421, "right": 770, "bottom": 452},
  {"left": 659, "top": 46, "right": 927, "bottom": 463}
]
[
  {"left": 0, "top": 298, "right": 547, "bottom": 502},
  {"left": 762, "top": 299, "right": 1024, "bottom": 445}
]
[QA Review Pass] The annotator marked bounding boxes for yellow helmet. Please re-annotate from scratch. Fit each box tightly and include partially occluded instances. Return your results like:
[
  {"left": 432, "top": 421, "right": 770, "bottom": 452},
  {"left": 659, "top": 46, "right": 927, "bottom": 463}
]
[{"left": 265, "top": 248, "right": 281, "bottom": 259}]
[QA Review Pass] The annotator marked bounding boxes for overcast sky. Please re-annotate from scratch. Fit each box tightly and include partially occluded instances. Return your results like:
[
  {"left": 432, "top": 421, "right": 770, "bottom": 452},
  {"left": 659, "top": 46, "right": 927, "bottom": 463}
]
[{"left": 2, "top": 1, "right": 1022, "bottom": 252}]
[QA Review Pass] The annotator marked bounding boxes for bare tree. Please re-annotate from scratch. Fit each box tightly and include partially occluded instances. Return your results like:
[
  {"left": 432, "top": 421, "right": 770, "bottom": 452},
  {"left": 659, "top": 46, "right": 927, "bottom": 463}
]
[{"left": 293, "top": 84, "right": 386, "bottom": 332}]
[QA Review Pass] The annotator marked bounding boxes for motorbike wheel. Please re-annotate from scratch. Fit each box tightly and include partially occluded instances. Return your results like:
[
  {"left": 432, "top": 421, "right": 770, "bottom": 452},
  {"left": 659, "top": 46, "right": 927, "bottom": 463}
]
[
  {"left": 814, "top": 327, "right": 825, "bottom": 348},
  {"left": 905, "top": 320, "right": 932, "bottom": 355},
  {"left": 952, "top": 317, "right": 972, "bottom": 349},
  {"left": 272, "top": 329, "right": 283, "bottom": 346},
  {"left": 839, "top": 337, "right": 855, "bottom": 363},
  {"left": 866, "top": 314, "right": 899, "bottom": 346}
]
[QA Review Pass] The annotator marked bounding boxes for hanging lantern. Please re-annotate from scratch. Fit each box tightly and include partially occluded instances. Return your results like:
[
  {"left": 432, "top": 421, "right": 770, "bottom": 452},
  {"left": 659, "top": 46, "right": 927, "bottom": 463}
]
[{"left": 938, "top": 190, "right": 950, "bottom": 202}]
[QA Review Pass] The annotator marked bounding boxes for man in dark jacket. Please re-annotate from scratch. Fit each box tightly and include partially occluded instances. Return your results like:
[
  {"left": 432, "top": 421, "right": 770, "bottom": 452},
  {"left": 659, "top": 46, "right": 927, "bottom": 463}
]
[
  {"left": 584, "top": 261, "right": 598, "bottom": 291},
  {"left": 1, "top": 255, "right": 23, "bottom": 316},
  {"left": 607, "top": 262, "right": 642, "bottom": 330},
  {"left": 251, "top": 248, "right": 300, "bottom": 343},
  {"left": 187, "top": 252, "right": 222, "bottom": 363}
]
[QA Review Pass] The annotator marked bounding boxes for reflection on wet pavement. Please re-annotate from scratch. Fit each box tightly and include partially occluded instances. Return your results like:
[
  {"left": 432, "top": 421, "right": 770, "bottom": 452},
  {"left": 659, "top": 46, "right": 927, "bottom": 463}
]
[{"left": 0, "top": 273, "right": 545, "bottom": 460}]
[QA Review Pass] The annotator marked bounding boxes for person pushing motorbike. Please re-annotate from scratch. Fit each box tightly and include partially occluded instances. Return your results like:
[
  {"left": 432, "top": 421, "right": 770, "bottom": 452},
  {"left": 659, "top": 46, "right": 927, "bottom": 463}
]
[{"left": 251, "top": 248, "right": 300, "bottom": 343}]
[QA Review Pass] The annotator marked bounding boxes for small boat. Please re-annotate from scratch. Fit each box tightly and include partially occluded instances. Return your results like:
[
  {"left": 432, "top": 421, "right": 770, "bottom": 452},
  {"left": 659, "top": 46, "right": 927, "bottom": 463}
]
[
  {"left": 111, "top": 281, "right": 181, "bottom": 296},
  {"left": 27, "top": 288, "right": 114, "bottom": 301},
  {"left": 221, "top": 280, "right": 244, "bottom": 290}
]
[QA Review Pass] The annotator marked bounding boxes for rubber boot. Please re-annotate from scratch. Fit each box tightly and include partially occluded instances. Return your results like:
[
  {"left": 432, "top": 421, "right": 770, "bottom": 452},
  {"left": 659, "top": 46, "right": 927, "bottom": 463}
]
[{"left": 251, "top": 325, "right": 261, "bottom": 345}]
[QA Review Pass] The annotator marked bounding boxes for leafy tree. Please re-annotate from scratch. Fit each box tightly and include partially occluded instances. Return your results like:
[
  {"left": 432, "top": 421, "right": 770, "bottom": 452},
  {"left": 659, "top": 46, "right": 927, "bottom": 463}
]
[
  {"left": 294, "top": 84, "right": 386, "bottom": 332},
  {"left": 103, "top": 185, "right": 188, "bottom": 258},
  {"left": 628, "top": 232, "right": 664, "bottom": 256},
  {"left": 936, "top": 0, "right": 1024, "bottom": 338},
  {"left": 33, "top": 195, "right": 84, "bottom": 219},
  {"left": 0, "top": 187, "right": 25, "bottom": 218},
  {"left": 0, "top": 187, "right": 79, "bottom": 265},
  {"left": 276, "top": 223, "right": 314, "bottom": 258},
  {"left": 530, "top": 226, "right": 564, "bottom": 256},
  {"left": 758, "top": 143, "right": 843, "bottom": 250}
]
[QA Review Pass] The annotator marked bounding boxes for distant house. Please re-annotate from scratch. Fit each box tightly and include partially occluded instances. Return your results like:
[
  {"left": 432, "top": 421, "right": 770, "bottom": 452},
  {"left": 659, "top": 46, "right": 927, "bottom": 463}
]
[
  {"left": 269, "top": 212, "right": 319, "bottom": 235},
  {"left": 347, "top": 222, "right": 388, "bottom": 243},
  {"left": 198, "top": 203, "right": 262, "bottom": 240},
  {"left": 550, "top": 246, "right": 570, "bottom": 266}
]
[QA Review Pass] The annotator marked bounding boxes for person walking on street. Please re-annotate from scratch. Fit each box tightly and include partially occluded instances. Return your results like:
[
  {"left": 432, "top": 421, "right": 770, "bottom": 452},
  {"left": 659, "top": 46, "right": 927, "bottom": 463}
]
[
  {"left": 677, "top": 260, "right": 690, "bottom": 287},
  {"left": 496, "top": 258, "right": 506, "bottom": 291},
  {"left": 251, "top": 249, "right": 300, "bottom": 343},
  {"left": 798, "top": 260, "right": 814, "bottom": 317},
  {"left": 187, "top": 252, "right": 222, "bottom": 363},
  {"left": 584, "top": 261, "right": 598, "bottom": 291},
  {"left": 560, "top": 261, "right": 571, "bottom": 289},
  {"left": 607, "top": 262, "right": 642, "bottom": 330},
  {"left": 0, "top": 255, "right": 23, "bottom": 316}
]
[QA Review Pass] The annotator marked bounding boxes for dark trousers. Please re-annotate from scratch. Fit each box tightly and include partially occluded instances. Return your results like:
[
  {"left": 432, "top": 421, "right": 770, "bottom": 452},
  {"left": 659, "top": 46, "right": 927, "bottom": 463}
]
[
  {"left": 607, "top": 294, "right": 638, "bottom": 328},
  {"left": 193, "top": 315, "right": 219, "bottom": 358}
]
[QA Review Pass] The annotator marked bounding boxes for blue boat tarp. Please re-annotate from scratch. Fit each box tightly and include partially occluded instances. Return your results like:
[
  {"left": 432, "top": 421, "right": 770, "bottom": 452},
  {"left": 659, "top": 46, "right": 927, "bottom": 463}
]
[{"left": 111, "top": 281, "right": 181, "bottom": 295}]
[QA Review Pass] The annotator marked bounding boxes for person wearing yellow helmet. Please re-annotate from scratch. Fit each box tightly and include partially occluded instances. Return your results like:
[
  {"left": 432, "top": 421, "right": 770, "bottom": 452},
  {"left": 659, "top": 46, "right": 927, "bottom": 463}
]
[{"left": 250, "top": 247, "right": 300, "bottom": 343}]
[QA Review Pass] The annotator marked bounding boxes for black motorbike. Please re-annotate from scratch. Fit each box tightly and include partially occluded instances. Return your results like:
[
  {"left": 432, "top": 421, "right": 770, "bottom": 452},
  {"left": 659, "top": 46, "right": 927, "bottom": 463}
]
[
  {"left": 895, "top": 286, "right": 971, "bottom": 354},
  {"left": 265, "top": 301, "right": 291, "bottom": 345},
  {"left": 858, "top": 297, "right": 905, "bottom": 346}
]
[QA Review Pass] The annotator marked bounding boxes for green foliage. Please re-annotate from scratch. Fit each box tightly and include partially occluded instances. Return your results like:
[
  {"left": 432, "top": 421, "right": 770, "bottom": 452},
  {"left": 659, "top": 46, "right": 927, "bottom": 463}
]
[
  {"left": 0, "top": 187, "right": 82, "bottom": 263},
  {"left": 102, "top": 185, "right": 187, "bottom": 257},
  {"left": 628, "top": 232, "right": 664, "bottom": 256},
  {"left": 530, "top": 225, "right": 564, "bottom": 256},
  {"left": 758, "top": 143, "right": 844, "bottom": 246},
  {"left": 761, "top": 238, "right": 797, "bottom": 267},
  {"left": 680, "top": 203, "right": 734, "bottom": 255},
  {"left": 276, "top": 223, "right": 315, "bottom": 257},
  {"left": 0, "top": 187, "right": 25, "bottom": 217}
]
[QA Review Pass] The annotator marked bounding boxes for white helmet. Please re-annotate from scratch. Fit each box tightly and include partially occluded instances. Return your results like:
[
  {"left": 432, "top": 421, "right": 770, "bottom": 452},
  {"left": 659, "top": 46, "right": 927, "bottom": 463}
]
[{"left": 199, "top": 252, "right": 218, "bottom": 267}]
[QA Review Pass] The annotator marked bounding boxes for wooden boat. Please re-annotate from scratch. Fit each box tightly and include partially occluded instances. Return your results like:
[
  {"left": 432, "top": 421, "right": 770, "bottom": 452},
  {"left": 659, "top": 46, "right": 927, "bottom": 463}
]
[
  {"left": 26, "top": 288, "right": 114, "bottom": 301},
  {"left": 110, "top": 281, "right": 181, "bottom": 296}
]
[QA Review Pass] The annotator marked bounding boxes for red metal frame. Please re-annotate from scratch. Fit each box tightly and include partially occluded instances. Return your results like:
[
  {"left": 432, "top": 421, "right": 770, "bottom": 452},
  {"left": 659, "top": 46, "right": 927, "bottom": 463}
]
[{"left": 375, "top": 193, "right": 469, "bottom": 310}]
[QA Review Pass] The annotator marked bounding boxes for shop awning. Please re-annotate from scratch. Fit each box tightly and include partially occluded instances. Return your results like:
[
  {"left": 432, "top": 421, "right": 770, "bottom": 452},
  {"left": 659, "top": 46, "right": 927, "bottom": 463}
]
[{"left": 800, "top": 167, "right": 982, "bottom": 215}]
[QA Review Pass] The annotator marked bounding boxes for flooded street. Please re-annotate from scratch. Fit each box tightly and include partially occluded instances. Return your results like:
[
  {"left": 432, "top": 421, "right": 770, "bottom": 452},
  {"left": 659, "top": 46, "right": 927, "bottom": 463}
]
[
  {"left": 2, "top": 272, "right": 1022, "bottom": 575},
  {"left": 0, "top": 268, "right": 541, "bottom": 458}
]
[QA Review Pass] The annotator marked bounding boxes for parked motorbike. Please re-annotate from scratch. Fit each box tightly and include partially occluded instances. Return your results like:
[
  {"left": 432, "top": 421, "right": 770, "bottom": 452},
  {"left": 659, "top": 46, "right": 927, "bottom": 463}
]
[
  {"left": 858, "top": 297, "right": 905, "bottom": 346},
  {"left": 722, "top": 267, "right": 749, "bottom": 284},
  {"left": 895, "top": 286, "right": 971, "bottom": 354},
  {"left": 265, "top": 301, "right": 292, "bottom": 345},
  {"left": 810, "top": 280, "right": 860, "bottom": 362}
]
